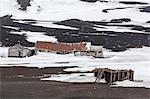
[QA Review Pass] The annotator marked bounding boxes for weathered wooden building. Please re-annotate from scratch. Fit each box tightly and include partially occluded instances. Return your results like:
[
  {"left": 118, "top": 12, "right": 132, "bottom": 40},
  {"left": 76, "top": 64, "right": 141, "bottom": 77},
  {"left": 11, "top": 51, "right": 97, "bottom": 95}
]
[
  {"left": 93, "top": 68, "right": 134, "bottom": 84},
  {"left": 35, "top": 41, "right": 104, "bottom": 57},
  {"left": 8, "top": 44, "right": 35, "bottom": 58},
  {"left": 35, "top": 41, "right": 87, "bottom": 53}
]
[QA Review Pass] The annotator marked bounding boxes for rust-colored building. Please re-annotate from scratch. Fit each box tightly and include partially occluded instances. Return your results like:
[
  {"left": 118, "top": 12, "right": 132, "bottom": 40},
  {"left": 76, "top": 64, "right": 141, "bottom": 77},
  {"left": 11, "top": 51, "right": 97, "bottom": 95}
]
[{"left": 35, "top": 41, "right": 87, "bottom": 53}]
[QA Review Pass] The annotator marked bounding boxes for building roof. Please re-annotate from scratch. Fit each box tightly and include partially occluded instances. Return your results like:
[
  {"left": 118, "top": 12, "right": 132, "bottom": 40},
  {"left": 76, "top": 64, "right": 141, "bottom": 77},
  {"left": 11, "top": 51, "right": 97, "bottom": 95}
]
[
  {"left": 9, "top": 44, "right": 30, "bottom": 51},
  {"left": 35, "top": 41, "right": 87, "bottom": 52},
  {"left": 90, "top": 45, "right": 103, "bottom": 51},
  {"left": 9, "top": 44, "right": 24, "bottom": 49}
]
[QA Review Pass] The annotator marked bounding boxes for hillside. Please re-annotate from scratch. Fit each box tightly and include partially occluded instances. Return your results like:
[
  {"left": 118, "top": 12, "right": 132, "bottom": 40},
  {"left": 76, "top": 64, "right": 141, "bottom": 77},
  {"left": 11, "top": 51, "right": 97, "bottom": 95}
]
[
  {"left": 0, "top": 0, "right": 150, "bottom": 89},
  {"left": 1, "top": 0, "right": 150, "bottom": 51}
]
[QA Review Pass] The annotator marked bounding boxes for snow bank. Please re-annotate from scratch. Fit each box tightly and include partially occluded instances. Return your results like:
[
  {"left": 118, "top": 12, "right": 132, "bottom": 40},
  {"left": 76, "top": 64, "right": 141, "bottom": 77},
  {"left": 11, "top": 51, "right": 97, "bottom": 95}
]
[
  {"left": 0, "top": 47, "right": 9, "bottom": 58},
  {"left": 1, "top": 0, "right": 150, "bottom": 22},
  {"left": 1, "top": 0, "right": 150, "bottom": 88},
  {"left": 10, "top": 31, "right": 58, "bottom": 43},
  {"left": 33, "top": 22, "right": 78, "bottom": 30},
  {"left": 41, "top": 73, "right": 97, "bottom": 83},
  {"left": 0, "top": 46, "right": 150, "bottom": 88},
  {"left": 112, "top": 80, "right": 150, "bottom": 88}
]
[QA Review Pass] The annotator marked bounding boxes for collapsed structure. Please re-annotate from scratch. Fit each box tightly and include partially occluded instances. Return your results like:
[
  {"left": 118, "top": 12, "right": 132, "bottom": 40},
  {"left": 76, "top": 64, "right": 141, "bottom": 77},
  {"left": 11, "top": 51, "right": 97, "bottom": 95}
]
[
  {"left": 93, "top": 68, "right": 134, "bottom": 84},
  {"left": 35, "top": 41, "right": 103, "bottom": 58}
]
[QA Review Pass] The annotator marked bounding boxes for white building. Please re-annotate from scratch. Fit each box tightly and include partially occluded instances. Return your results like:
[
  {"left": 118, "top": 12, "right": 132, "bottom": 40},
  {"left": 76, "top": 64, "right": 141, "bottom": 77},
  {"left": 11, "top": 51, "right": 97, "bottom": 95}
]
[
  {"left": 8, "top": 44, "right": 34, "bottom": 58},
  {"left": 74, "top": 42, "right": 103, "bottom": 58}
]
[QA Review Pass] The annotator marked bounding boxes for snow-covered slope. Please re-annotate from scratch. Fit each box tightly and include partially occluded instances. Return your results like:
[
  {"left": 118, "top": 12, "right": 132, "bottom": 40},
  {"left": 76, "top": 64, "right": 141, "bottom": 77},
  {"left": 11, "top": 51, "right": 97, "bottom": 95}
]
[
  {"left": 1, "top": 0, "right": 150, "bottom": 39},
  {"left": 10, "top": 31, "right": 58, "bottom": 43},
  {"left": 1, "top": 0, "right": 150, "bottom": 22},
  {"left": 1, "top": 0, "right": 150, "bottom": 88},
  {"left": 1, "top": 0, "right": 150, "bottom": 42}
]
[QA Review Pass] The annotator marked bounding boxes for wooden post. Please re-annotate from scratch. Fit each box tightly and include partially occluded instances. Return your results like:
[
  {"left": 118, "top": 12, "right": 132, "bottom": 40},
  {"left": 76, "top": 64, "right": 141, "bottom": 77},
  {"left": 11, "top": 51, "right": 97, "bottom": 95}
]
[
  {"left": 122, "top": 71, "right": 125, "bottom": 80},
  {"left": 113, "top": 72, "right": 117, "bottom": 82},
  {"left": 118, "top": 70, "right": 120, "bottom": 81},
  {"left": 127, "top": 71, "right": 130, "bottom": 80},
  {"left": 129, "top": 69, "right": 134, "bottom": 81},
  {"left": 95, "top": 69, "right": 104, "bottom": 83},
  {"left": 109, "top": 71, "right": 113, "bottom": 84},
  {"left": 74, "top": 51, "right": 76, "bottom": 56}
]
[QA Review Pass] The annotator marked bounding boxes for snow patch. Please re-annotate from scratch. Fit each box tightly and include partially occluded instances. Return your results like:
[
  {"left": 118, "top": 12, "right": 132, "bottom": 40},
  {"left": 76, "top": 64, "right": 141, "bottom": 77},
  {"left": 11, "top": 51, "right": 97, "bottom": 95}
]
[
  {"left": 112, "top": 80, "right": 150, "bottom": 88},
  {"left": 0, "top": 47, "right": 9, "bottom": 58},
  {"left": 10, "top": 31, "right": 58, "bottom": 43},
  {"left": 0, "top": 47, "right": 150, "bottom": 88},
  {"left": 41, "top": 73, "right": 97, "bottom": 83},
  {"left": 1, "top": 0, "right": 150, "bottom": 22}
]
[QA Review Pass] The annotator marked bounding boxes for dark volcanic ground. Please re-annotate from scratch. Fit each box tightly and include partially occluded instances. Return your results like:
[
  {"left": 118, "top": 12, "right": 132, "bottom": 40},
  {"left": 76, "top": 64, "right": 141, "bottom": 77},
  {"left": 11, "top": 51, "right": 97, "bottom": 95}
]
[
  {"left": 1, "top": 15, "right": 150, "bottom": 51},
  {"left": 0, "top": 66, "right": 150, "bottom": 99},
  {"left": 1, "top": 1, "right": 150, "bottom": 99}
]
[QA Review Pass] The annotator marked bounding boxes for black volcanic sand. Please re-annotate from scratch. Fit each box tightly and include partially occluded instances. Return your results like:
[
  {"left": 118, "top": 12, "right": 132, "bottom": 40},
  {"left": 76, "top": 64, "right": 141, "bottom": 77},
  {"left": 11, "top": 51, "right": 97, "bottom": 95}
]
[
  {"left": 0, "top": 66, "right": 150, "bottom": 99},
  {"left": 0, "top": 66, "right": 77, "bottom": 81},
  {"left": 1, "top": 16, "right": 150, "bottom": 51}
]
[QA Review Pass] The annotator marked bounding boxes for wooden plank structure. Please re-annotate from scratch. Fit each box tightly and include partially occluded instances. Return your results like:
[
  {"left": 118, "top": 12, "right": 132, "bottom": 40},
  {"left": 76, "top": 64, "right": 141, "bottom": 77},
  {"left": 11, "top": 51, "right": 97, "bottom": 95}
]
[
  {"left": 35, "top": 41, "right": 87, "bottom": 53},
  {"left": 35, "top": 41, "right": 104, "bottom": 57},
  {"left": 93, "top": 68, "right": 134, "bottom": 84}
]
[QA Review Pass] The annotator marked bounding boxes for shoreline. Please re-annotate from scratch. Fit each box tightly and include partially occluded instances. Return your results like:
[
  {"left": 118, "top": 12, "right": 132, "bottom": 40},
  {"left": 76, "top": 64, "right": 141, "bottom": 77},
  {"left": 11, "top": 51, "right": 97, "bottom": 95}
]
[{"left": 0, "top": 66, "right": 150, "bottom": 99}]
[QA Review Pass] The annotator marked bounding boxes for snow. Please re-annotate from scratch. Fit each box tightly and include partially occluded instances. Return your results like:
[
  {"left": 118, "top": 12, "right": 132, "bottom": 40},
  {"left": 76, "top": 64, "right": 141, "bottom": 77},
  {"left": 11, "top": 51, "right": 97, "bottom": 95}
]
[
  {"left": 0, "top": 47, "right": 150, "bottom": 88},
  {"left": 33, "top": 22, "right": 78, "bottom": 30},
  {"left": 109, "top": 0, "right": 150, "bottom": 3},
  {"left": 2, "top": 26, "right": 20, "bottom": 30},
  {"left": 0, "top": 47, "right": 9, "bottom": 58},
  {"left": 1, "top": 0, "right": 150, "bottom": 88},
  {"left": 10, "top": 31, "right": 58, "bottom": 43},
  {"left": 13, "top": 20, "right": 78, "bottom": 30},
  {"left": 1, "top": 0, "right": 150, "bottom": 22},
  {"left": 41, "top": 73, "right": 97, "bottom": 83},
  {"left": 112, "top": 80, "right": 150, "bottom": 88},
  {"left": 94, "top": 26, "right": 146, "bottom": 34}
]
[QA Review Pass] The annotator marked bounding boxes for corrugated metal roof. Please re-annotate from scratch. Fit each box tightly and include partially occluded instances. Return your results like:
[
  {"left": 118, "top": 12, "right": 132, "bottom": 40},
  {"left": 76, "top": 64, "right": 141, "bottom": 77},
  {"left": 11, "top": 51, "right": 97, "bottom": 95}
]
[{"left": 35, "top": 41, "right": 87, "bottom": 52}]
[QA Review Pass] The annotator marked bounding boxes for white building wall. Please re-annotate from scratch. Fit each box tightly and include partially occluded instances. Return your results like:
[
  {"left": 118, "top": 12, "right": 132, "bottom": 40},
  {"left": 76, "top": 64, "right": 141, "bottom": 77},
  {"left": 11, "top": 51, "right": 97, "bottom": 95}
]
[
  {"left": 90, "top": 45, "right": 103, "bottom": 51},
  {"left": 23, "top": 49, "right": 32, "bottom": 57},
  {"left": 8, "top": 45, "right": 33, "bottom": 57},
  {"left": 85, "top": 42, "right": 91, "bottom": 50},
  {"left": 8, "top": 48, "right": 20, "bottom": 57}
]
